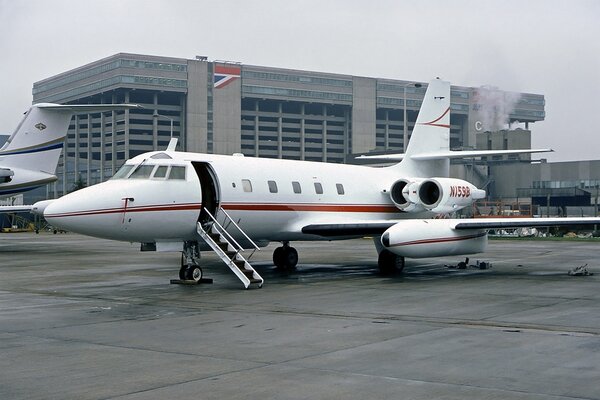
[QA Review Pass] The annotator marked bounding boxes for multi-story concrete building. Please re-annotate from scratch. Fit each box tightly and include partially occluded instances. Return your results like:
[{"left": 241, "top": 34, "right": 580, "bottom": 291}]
[{"left": 31, "top": 53, "right": 546, "bottom": 199}]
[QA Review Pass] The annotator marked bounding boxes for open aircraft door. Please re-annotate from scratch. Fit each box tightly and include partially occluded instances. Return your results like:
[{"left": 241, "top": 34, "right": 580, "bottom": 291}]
[{"left": 192, "top": 162, "right": 220, "bottom": 225}]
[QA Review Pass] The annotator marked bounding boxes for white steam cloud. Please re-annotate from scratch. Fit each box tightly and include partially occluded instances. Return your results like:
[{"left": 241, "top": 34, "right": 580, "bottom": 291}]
[{"left": 473, "top": 86, "right": 522, "bottom": 132}]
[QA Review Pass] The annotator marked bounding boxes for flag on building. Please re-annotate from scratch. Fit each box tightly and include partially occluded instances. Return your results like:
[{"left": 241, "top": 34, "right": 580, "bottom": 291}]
[{"left": 214, "top": 65, "right": 241, "bottom": 89}]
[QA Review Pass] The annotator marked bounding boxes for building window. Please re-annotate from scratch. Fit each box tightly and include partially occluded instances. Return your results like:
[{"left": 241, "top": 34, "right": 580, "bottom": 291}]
[
  {"left": 336, "top": 183, "right": 345, "bottom": 195},
  {"left": 292, "top": 181, "right": 302, "bottom": 194},
  {"left": 242, "top": 179, "right": 252, "bottom": 192},
  {"left": 268, "top": 180, "right": 278, "bottom": 193},
  {"left": 314, "top": 182, "right": 323, "bottom": 194}
]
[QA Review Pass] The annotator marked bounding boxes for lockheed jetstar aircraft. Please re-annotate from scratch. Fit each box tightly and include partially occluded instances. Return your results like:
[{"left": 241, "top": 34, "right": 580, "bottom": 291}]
[
  {"left": 40, "top": 79, "right": 600, "bottom": 288},
  {"left": 0, "top": 103, "right": 140, "bottom": 212}
]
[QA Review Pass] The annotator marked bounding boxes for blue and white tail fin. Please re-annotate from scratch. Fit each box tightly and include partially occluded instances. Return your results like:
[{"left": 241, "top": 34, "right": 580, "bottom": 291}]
[
  {"left": 1, "top": 104, "right": 73, "bottom": 173},
  {"left": 0, "top": 103, "right": 141, "bottom": 197},
  {"left": 1, "top": 103, "right": 141, "bottom": 174},
  {"left": 400, "top": 78, "right": 451, "bottom": 177}
]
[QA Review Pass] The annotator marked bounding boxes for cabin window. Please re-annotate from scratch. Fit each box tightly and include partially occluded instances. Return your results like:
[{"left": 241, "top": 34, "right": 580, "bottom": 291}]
[
  {"left": 268, "top": 180, "right": 278, "bottom": 193},
  {"left": 314, "top": 182, "right": 323, "bottom": 194},
  {"left": 168, "top": 166, "right": 186, "bottom": 180},
  {"left": 336, "top": 183, "right": 345, "bottom": 195},
  {"left": 242, "top": 179, "right": 253, "bottom": 192},
  {"left": 153, "top": 166, "right": 168, "bottom": 178},
  {"left": 111, "top": 164, "right": 134, "bottom": 179},
  {"left": 129, "top": 165, "right": 155, "bottom": 179},
  {"left": 292, "top": 181, "right": 301, "bottom": 194}
]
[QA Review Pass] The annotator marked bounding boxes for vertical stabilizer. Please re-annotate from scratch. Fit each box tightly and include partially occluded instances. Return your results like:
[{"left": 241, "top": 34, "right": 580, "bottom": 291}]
[
  {"left": 395, "top": 78, "right": 451, "bottom": 177},
  {"left": 0, "top": 104, "right": 73, "bottom": 173}
]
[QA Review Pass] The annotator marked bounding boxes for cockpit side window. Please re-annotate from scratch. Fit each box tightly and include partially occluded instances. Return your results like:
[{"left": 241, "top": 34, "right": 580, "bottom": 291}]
[
  {"left": 168, "top": 166, "right": 186, "bottom": 180},
  {"left": 153, "top": 165, "right": 168, "bottom": 179},
  {"left": 129, "top": 165, "right": 155, "bottom": 179},
  {"left": 111, "top": 164, "right": 135, "bottom": 179}
]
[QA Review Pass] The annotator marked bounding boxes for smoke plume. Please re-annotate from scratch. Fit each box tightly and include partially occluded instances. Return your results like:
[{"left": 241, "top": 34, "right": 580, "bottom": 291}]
[{"left": 473, "top": 86, "right": 522, "bottom": 132}]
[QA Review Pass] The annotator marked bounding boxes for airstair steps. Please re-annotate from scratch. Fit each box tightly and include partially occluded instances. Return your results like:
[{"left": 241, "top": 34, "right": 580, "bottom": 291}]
[{"left": 196, "top": 208, "right": 263, "bottom": 289}]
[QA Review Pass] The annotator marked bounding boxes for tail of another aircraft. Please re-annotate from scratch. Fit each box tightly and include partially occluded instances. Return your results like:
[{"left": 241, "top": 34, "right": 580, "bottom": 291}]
[
  {"left": 398, "top": 78, "right": 451, "bottom": 177},
  {"left": 0, "top": 103, "right": 141, "bottom": 177},
  {"left": 0, "top": 104, "right": 73, "bottom": 174}
]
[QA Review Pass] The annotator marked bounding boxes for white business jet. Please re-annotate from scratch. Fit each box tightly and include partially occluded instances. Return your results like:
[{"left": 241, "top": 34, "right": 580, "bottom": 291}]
[
  {"left": 41, "top": 79, "right": 600, "bottom": 288},
  {"left": 0, "top": 103, "right": 140, "bottom": 210}
]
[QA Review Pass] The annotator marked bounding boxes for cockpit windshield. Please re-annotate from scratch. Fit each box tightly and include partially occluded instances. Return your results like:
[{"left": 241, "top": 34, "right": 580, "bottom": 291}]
[
  {"left": 111, "top": 164, "right": 135, "bottom": 179},
  {"left": 110, "top": 163, "right": 187, "bottom": 180},
  {"left": 128, "top": 165, "right": 155, "bottom": 179}
]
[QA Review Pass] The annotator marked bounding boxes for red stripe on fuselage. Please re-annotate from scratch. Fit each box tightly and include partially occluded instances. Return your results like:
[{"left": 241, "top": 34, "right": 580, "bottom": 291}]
[
  {"left": 390, "top": 231, "right": 487, "bottom": 247},
  {"left": 45, "top": 203, "right": 202, "bottom": 219},
  {"left": 45, "top": 202, "right": 401, "bottom": 219},
  {"left": 221, "top": 203, "right": 400, "bottom": 213}
]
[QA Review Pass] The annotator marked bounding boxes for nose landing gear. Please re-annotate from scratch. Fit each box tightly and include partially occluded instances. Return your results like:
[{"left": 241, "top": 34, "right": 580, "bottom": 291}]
[
  {"left": 273, "top": 241, "right": 298, "bottom": 271},
  {"left": 176, "top": 241, "right": 209, "bottom": 283}
]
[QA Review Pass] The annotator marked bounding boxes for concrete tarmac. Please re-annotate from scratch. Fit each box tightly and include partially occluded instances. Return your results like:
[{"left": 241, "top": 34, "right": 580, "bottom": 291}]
[{"left": 1, "top": 232, "right": 599, "bottom": 400}]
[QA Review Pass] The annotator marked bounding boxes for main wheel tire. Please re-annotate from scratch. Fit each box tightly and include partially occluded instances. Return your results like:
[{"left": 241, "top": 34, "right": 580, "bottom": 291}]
[
  {"left": 185, "top": 265, "right": 203, "bottom": 282},
  {"left": 273, "top": 246, "right": 285, "bottom": 267},
  {"left": 378, "top": 250, "right": 404, "bottom": 275},
  {"left": 397, "top": 255, "right": 406, "bottom": 273},
  {"left": 179, "top": 265, "right": 187, "bottom": 280},
  {"left": 273, "top": 246, "right": 299, "bottom": 270},
  {"left": 283, "top": 247, "right": 298, "bottom": 269}
]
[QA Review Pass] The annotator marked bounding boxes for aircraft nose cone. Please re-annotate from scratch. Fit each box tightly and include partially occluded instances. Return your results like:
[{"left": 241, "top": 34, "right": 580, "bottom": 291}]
[
  {"left": 43, "top": 182, "right": 125, "bottom": 239},
  {"left": 44, "top": 184, "right": 107, "bottom": 235},
  {"left": 43, "top": 195, "right": 77, "bottom": 231}
]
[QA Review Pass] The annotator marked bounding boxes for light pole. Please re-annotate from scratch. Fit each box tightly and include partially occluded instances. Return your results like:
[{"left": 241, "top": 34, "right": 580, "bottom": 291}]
[
  {"left": 403, "top": 82, "right": 422, "bottom": 152},
  {"left": 152, "top": 111, "right": 174, "bottom": 139}
]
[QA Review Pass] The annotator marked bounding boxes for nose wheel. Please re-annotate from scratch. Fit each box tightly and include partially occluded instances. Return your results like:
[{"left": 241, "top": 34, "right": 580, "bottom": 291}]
[
  {"left": 179, "top": 260, "right": 203, "bottom": 282},
  {"left": 172, "top": 241, "right": 212, "bottom": 284},
  {"left": 273, "top": 242, "right": 298, "bottom": 270}
]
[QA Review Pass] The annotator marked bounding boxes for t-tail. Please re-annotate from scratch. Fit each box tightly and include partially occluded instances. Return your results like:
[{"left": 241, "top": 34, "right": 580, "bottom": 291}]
[
  {"left": 400, "top": 78, "right": 451, "bottom": 177},
  {"left": 0, "top": 103, "right": 140, "bottom": 196},
  {"left": 369, "top": 78, "right": 551, "bottom": 215}
]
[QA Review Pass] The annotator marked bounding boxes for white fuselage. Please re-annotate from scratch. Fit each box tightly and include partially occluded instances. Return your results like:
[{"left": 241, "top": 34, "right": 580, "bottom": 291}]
[{"left": 44, "top": 150, "right": 431, "bottom": 244}]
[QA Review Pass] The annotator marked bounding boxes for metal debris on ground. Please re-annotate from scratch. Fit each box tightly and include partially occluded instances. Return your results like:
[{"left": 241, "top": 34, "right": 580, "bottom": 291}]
[
  {"left": 568, "top": 264, "right": 594, "bottom": 276},
  {"left": 445, "top": 258, "right": 492, "bottom": 270}
]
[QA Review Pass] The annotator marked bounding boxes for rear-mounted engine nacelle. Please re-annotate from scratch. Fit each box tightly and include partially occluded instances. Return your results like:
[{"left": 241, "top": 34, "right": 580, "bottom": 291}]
[
  {"left": 389, "top": 178, "right": 425, "bottom": 213},
  {"left": 418, "top": 178, "right": 486, "bottom": 214}
]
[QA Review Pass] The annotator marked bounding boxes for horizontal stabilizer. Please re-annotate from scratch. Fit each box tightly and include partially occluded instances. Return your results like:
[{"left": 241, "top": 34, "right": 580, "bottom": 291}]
[{"left": 357, "top": 148, "right": 553, "bottom": 162}]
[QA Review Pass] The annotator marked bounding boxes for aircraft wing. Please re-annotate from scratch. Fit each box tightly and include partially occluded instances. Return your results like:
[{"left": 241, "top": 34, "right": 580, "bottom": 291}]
[
  {"left": 453, "top": 217, "right": 600, "bottom": 230},
  {"left": 302, "top": 217, "right": 600, "bottom": 238},
  {"left": 302, "top": 221, "right": 400, "bottom": 237},
  {"left": 0, "top": 205, "right": 33, "bottom": 213}
]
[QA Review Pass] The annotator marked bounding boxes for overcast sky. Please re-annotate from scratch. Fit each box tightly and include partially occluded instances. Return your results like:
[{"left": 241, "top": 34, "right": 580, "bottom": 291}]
[{"left": 1, "top": 0, "right": 598, "bottom": 161}]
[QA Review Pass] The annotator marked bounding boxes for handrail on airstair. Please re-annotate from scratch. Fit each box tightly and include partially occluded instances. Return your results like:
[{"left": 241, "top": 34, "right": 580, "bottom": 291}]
[
  {"left": 196, "top": 210, "right": 264, "bottom": 289},
  {"left": 218, "top": 207, "right": 260, "bottom": 251},
  {"left": 203, "top": 207, "right": 260, "bottom": 260},
  {"left": 203, "top": 208, "right": 244, "bottom": 253}
]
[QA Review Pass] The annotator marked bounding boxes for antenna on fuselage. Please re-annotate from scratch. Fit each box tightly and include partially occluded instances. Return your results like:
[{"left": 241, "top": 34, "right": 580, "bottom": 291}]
[{"left": 166, "top": 138, "right": 178, "bottom": 152}]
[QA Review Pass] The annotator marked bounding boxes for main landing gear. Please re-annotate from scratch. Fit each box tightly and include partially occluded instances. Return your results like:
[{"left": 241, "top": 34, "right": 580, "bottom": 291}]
[
  {"left": 179, "top": 241, "right": 203, "bottom": 282},
  {"left": 378, "top": 249, "right": 405, "bottom": 275},
  {"left": 273, "top": 242, "right": 298, "bottom": 270}
]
